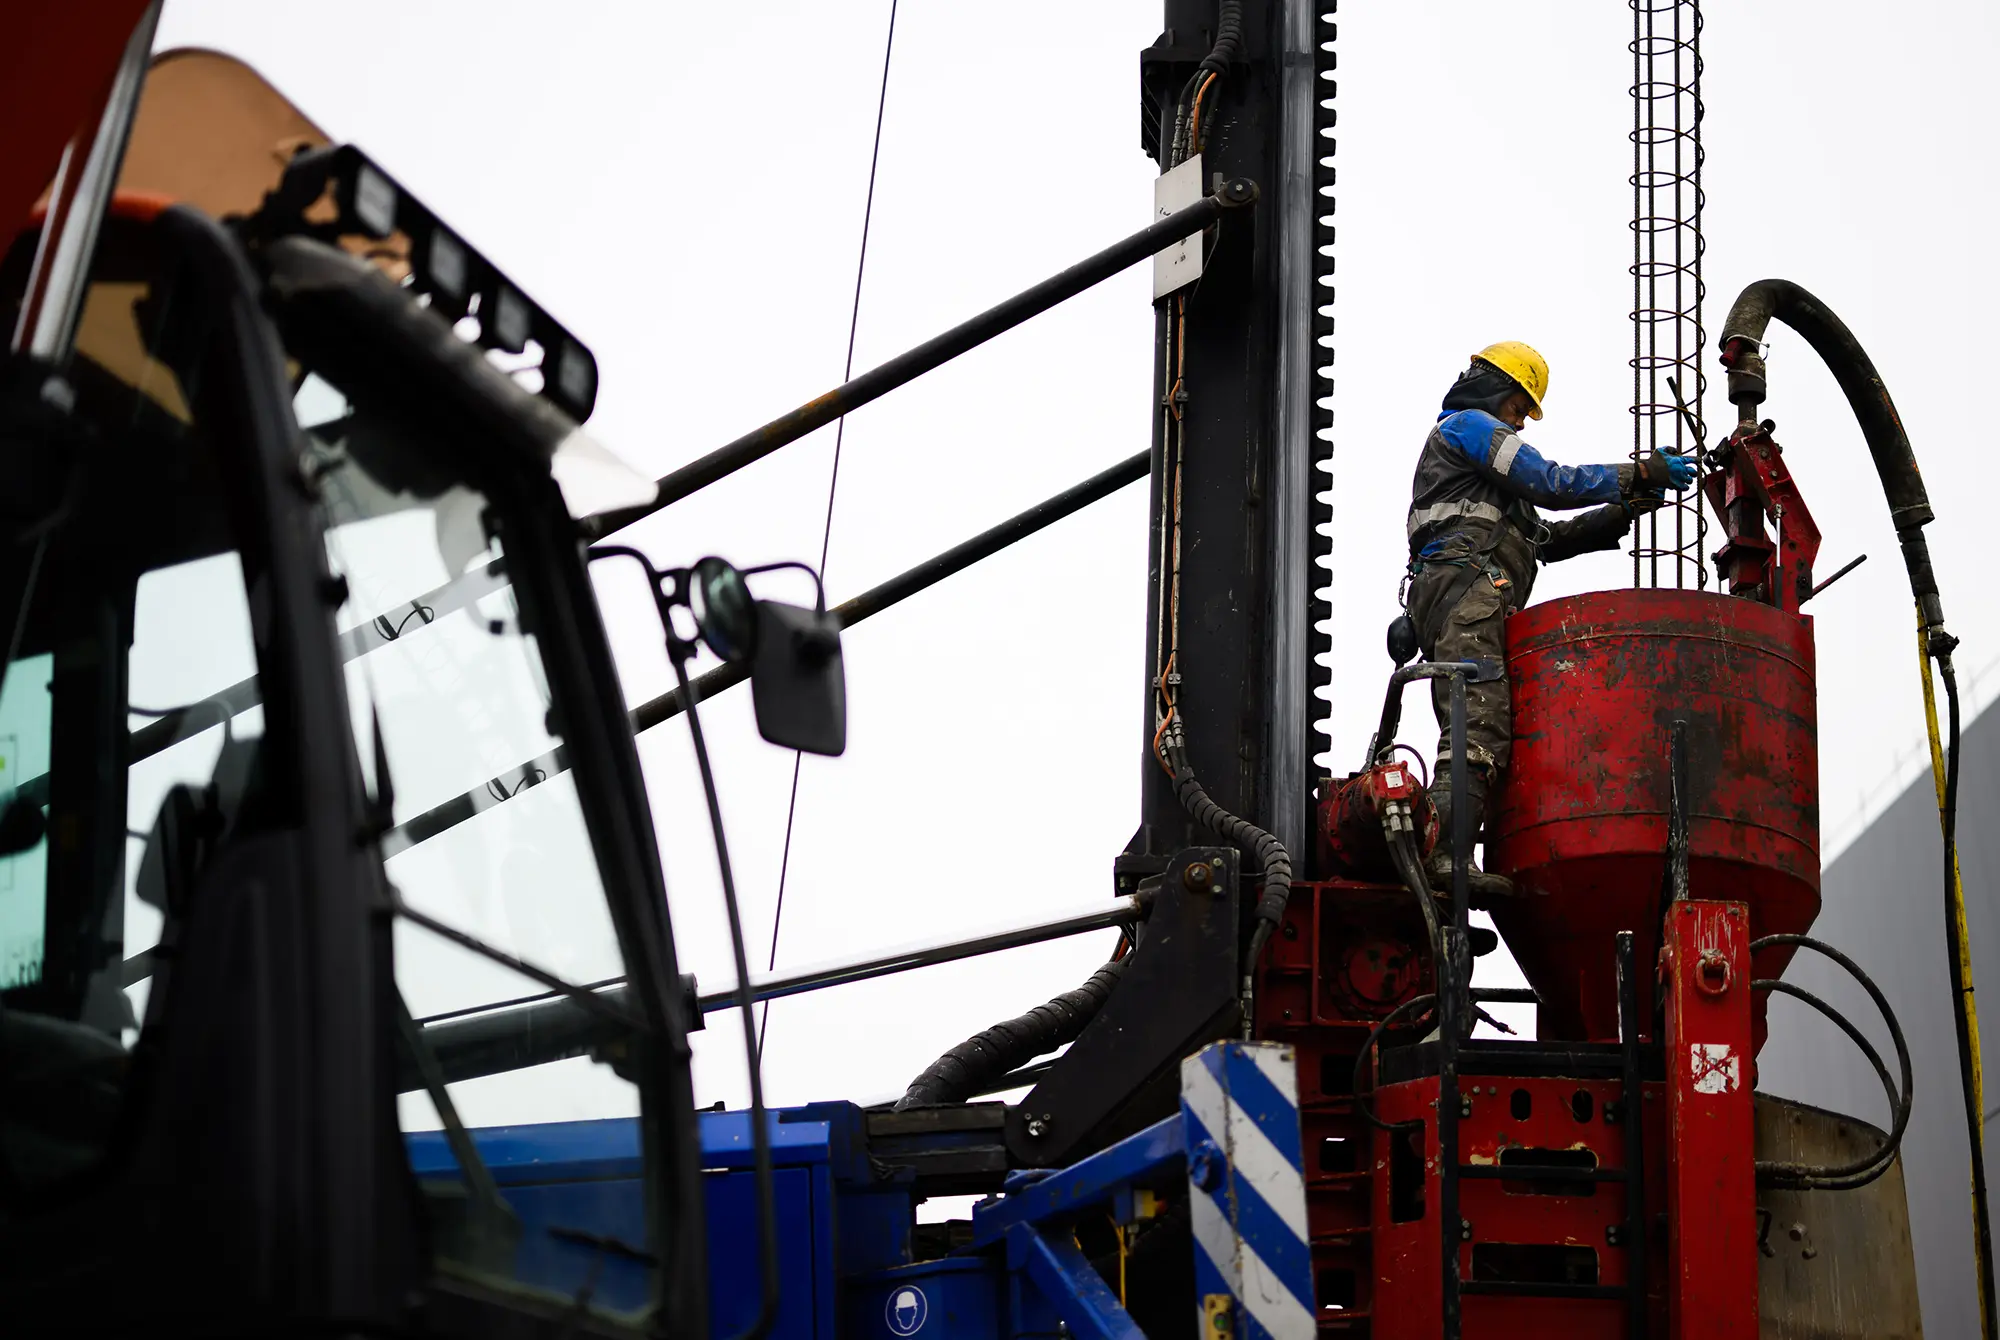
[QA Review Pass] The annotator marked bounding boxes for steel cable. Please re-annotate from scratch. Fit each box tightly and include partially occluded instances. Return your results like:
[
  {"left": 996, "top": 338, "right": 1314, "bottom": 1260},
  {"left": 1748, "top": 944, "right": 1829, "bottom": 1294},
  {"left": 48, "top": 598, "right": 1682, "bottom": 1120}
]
[{"left": 760, "top": 0, "right": 898, "bottom": 1063}]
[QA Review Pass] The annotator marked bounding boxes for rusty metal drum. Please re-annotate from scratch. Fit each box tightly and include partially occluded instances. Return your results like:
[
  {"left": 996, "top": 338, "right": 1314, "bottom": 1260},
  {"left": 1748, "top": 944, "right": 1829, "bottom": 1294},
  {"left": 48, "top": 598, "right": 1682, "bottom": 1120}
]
[{"left": 1488, "top": 589, "right": 1820, "bottom": 1046}]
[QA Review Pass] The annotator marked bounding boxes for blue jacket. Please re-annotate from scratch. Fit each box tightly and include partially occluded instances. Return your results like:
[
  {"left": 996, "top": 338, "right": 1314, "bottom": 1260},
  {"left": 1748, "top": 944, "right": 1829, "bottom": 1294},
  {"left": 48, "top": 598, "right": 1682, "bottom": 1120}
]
[{"left": 1406, "top": 408, "right": 1635, "bottom": 590}]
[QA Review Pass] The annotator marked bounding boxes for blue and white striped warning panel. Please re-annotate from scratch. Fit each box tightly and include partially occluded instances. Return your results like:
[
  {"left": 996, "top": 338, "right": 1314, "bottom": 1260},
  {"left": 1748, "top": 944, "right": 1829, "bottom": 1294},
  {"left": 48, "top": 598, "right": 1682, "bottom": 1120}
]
[{"left": 1180, "top": 1040, "right": 1315, "bottom": 1340}]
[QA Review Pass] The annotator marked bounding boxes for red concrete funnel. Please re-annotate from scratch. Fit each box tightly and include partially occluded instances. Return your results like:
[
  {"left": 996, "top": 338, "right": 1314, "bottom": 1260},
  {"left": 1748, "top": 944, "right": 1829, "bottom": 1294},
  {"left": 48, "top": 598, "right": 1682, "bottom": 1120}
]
[{"left": 1489, "top": 589, "right": 1820, "bottom": 1048}]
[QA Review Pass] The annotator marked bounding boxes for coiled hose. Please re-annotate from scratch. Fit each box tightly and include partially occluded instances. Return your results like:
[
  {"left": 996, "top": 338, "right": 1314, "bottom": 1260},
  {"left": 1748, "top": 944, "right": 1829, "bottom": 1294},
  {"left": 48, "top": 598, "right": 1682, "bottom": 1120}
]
[
  {"left": 1170, "top": 0, "right": 1245, "bottom": 164},
  {"left": 893, "top": 960, "right": 1125, "bottom": 1110},
  {"left": 1196, "top": 0, "right": 1244, "bottom": 78},
  {"left": 1162, "top": 733, "right": 1293, "bottom": 1034},
  {"left": 1751, "top": 934, "right": 1913, "bottom": 1191},
  {"left": 1720, "top": 279, "right": 1991, "bottom": 1331},
  {"left": 1351, "top": 993, "right": 1438, "bottom": 1134}
]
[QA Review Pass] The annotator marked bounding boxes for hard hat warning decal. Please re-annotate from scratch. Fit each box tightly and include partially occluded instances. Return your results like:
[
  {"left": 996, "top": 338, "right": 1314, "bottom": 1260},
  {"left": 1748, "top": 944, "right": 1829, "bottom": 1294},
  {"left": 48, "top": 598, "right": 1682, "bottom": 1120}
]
[
  {"left": 885, "top": 1285, "right": 929, "bottom": 1336},
  {"left": 1690, "top": 1043, "right": 1740, "bottom": 1095}
]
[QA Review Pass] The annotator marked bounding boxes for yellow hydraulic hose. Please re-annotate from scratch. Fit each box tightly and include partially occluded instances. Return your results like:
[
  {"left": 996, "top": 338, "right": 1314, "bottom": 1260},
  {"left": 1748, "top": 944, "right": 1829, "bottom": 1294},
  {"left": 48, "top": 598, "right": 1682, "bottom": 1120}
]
[{"left": 1922, "top": 612, "right": 1993, "bottom": 1332}]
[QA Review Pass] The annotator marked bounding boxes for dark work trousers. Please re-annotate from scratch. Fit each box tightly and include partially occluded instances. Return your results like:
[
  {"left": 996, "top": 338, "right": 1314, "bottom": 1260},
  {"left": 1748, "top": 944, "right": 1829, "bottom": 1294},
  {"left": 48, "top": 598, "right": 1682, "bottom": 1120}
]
[{"left": 1409, "top": 564, "right": 1516, "bottom": 782}]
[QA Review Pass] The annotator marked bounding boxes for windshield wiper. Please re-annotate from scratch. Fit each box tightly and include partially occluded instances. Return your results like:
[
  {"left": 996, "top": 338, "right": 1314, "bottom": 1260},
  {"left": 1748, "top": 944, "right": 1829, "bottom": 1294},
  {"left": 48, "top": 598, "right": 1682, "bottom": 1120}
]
[{"left": 394, "top": 990, "right": 521, "bottom": 1270}]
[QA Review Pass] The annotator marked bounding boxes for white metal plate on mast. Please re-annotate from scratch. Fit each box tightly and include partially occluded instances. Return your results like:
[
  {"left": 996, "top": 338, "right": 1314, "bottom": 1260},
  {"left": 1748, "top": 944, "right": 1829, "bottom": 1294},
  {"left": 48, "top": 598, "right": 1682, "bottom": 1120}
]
[{"left": 1153, "top": 155, "right": 1205, "bottom": 299}]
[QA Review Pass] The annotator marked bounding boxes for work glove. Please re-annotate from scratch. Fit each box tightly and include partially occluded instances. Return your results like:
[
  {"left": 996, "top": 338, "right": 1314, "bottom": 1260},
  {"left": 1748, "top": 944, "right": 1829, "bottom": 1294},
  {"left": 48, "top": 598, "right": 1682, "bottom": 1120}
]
[{"left": 1632, "top": 449, "right": 1698, "bottom": 493}]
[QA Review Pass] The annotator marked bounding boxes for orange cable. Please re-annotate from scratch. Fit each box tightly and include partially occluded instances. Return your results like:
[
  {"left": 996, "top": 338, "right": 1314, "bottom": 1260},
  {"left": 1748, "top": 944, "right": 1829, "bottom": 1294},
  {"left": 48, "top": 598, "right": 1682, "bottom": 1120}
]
[{"left": 1189, "top": 72, "right": 1219, "bottom": 153}]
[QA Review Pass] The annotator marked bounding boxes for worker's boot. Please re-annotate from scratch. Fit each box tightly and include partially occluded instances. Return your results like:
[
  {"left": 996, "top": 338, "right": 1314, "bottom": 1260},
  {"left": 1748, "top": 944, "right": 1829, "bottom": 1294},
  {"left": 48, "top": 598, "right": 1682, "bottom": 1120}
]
[{"left": 1425, "top": 773, "right": 1516, "bottom": 903}]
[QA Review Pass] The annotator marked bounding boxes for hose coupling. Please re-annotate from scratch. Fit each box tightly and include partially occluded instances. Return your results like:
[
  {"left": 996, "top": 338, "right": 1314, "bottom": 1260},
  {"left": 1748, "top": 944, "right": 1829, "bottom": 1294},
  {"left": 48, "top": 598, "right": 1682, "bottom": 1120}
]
[{"left": 1720, "top": 334, "right": 1768, "bottom": 414}]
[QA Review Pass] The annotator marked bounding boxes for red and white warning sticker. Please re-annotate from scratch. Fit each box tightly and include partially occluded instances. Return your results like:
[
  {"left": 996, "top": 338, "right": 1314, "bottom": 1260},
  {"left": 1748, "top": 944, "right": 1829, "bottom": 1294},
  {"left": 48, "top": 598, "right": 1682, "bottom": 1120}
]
[{"left": 1690, "top": 1043, "right": 1740, "bottom": 1095}]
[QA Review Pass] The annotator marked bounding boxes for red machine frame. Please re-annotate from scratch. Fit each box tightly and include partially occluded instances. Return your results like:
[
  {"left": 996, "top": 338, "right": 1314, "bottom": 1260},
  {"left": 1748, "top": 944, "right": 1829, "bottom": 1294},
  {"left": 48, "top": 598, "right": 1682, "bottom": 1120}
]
[{"left": 1262, "top": 428, "right": 1821, "bottom": 1337}]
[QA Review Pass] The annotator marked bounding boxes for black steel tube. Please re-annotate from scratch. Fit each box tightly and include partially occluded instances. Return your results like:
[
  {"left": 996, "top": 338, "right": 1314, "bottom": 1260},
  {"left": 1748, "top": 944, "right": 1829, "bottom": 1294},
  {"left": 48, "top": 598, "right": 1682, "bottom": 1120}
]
[
  {"left": 1439, "top": 934, "right": 1463, "bottom": 1340},
  {"left": 383, "top": 449, "right": 1149, "bottom": 854},
  {"left": 410, "top": 896, "right": 1141, "bottom": 1092},
  {"left": 969, "top": 1060, "right": 1056, "bottom": 1099},
  {"left": 1442, "top": 669, "right": 1470, "bottom": 1339},
  {"left": 640, "top": 447, "right": 1148, "bottom": 733},
  {"left": 1469, "top": 987, "right": 1539, "bottom": 1006},
  {"left": 1616, "top": 931, "right": 1647, "bottom": 1340},
  {"left": 705, "top": 898, "right": 1139, "bottom": 1014},
  {"left": 405, "top": 983, "right": 638, "bottom": 1090},
  {"left": 586, "top": 183, "right": 1255, "bottom": 535},
  {"left": 1803, "top": 552, "right": 1868, "bottom": 603},
  {"left": 1449, "top": 676, "right": 1469, "bottom": 932},
  {"left": 1363, "top": 659, "right": 1498, "bottom": 771},
  {"left": 99, "top": 182, "right": 1231, "bottom": 784}
]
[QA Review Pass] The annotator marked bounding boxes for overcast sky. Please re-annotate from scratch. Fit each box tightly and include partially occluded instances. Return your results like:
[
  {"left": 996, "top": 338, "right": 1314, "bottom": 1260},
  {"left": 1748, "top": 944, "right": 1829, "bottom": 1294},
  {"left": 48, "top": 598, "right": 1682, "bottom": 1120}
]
[{"left": 147, "top": 2, "right": 2000, "bottom": 1130}]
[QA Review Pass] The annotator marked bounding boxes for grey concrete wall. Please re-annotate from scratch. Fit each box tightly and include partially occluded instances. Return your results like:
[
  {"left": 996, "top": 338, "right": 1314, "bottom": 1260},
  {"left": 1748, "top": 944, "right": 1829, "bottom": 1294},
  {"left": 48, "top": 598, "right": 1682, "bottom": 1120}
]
[{"left": 1757, "top": 700, "right": 2000, "bottom": 1335}]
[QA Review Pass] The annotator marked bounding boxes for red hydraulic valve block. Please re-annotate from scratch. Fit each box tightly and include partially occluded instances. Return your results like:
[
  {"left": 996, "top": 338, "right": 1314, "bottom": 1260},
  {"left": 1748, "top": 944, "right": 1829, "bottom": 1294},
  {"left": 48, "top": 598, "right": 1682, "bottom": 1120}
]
[{"left": 1318, "top": 759, "right": 1439, "bottom": 882}]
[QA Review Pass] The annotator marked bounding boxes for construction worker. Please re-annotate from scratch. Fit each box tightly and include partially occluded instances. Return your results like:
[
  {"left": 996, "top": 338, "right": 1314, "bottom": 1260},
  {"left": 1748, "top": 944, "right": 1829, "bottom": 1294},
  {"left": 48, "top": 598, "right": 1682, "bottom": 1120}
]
[{"left": 1405, "top": 341, "right": 1694, "bottom": 898}]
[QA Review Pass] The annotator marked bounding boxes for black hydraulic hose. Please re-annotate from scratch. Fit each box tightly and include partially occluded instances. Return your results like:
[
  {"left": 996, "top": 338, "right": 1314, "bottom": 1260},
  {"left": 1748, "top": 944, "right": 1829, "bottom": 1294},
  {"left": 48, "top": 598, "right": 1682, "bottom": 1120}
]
[
  {"left": 1352, "top": 994, "right": 1438, "bottom": 1134},
  {"left": 1387, "top": 829, "right": 1443, "bottom": 962},
  {"left": 1161, "top": 735, "right": 1293, "bottom": 1019},
  {"left": 1938, "top": 655, "right": 1991, "bottom": 1229},
  {"left": 1719, "top": 281, "right": 1991, "bottom": 1322},
  {"left": 1196, "top": 0, "right": 1245, "bottom": 78},
  {"left": 1752, "top": 977, "right": 1908, "bottom": 1190},
  {"left": 1747, "top": 937, "right": 1912, "bottom": 1189},
  {"left": 1718, "top": 279, "right": 1942, "bottom": 626},
  {"left": 892, "top": 959, "right": 1125, "bottom": 1110},
  {"left": 1171, "top": 0, "right": 1244, "bottom": 163}
]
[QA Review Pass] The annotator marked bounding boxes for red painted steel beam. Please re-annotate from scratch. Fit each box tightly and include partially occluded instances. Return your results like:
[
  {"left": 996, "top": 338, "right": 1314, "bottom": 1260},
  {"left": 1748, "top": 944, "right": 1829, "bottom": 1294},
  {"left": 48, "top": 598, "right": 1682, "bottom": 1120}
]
[
  {"left": 1701, "top": 425, "right": 1823, "bottom": 611},
  {"left": 0, "top": 1, "right": 152, "bottom": 239},
  {"left": 1662, "top": 899, "right": 1758, "bottom": 1338}
]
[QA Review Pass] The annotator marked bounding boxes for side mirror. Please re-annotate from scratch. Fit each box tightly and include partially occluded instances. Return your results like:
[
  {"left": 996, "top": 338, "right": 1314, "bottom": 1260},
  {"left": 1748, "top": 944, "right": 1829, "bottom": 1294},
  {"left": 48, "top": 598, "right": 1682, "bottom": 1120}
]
[
  {"left": 588, "top": 545, "right": 848, "bottom": 756},
  {"left": 691, "top": 555, "right": 757, "bottom": 663},
  {"left": 748, "top": 600, "right": 846, "bottom": 757}
]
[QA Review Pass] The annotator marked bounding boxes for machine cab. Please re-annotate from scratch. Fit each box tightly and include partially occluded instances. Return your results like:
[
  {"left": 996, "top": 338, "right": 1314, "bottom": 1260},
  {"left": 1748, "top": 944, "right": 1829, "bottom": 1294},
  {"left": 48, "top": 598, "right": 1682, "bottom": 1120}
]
[{"left": 0, "top": 46, "right": 708, "bottom": 1335}]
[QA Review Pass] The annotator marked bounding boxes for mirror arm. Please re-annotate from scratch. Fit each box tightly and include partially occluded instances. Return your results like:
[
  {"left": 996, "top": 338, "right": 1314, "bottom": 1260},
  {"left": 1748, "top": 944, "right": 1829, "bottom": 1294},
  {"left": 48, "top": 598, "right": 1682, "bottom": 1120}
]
[
  {"left": 585, "top": 543, "right": 687, "bottom": 651},
  {"left": 740, "top": 559, "right": 828, "bottom": 614}
]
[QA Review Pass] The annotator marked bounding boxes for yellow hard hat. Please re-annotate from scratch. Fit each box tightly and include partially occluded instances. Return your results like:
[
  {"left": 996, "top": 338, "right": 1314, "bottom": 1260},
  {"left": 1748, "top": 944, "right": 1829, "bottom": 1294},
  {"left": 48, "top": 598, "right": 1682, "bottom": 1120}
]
[{"left": 1470, "top": 341, "right": 1549, "bottom": 420}]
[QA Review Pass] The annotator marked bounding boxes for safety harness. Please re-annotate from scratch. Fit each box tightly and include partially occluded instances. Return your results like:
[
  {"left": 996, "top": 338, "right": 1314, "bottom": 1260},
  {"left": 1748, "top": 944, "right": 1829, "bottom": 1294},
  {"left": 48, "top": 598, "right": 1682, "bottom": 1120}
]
[{"left": 1403, "top": 500, "right": 1518, "bottom": 645}]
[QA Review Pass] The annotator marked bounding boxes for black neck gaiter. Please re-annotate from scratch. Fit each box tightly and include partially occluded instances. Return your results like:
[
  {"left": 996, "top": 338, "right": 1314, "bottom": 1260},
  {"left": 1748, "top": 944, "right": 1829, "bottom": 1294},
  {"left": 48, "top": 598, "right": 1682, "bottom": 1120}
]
[{"left": 1439, "top": 363, "right": 1521, "bottom": 419}]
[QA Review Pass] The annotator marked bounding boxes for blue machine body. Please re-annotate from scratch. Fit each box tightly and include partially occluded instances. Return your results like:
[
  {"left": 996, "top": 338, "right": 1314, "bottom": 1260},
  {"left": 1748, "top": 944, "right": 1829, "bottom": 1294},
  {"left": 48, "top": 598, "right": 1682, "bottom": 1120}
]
[{"left": 404, "top": 1042, "right": 1314, "bottom": 1338}]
